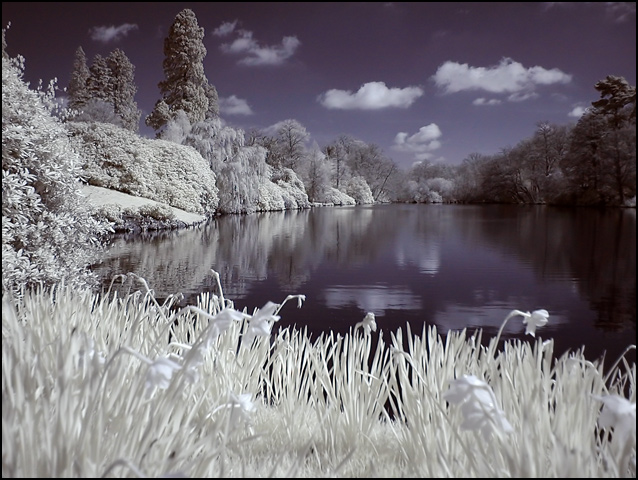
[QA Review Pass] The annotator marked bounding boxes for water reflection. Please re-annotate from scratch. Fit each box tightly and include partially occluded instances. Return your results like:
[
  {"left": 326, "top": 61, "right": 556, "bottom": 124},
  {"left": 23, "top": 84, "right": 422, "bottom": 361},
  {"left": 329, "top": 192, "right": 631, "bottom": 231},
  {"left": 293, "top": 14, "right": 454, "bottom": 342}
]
[{"left": 93, "top": 204, "right": 635, "bottom": 364}]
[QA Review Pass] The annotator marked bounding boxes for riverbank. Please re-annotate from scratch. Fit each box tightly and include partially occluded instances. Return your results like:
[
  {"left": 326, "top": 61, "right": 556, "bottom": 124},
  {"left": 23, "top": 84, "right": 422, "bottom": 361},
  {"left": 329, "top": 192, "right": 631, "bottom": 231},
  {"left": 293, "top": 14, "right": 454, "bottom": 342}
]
[{"left": 81, "top": 184, "right": 208, "bottom": 232}]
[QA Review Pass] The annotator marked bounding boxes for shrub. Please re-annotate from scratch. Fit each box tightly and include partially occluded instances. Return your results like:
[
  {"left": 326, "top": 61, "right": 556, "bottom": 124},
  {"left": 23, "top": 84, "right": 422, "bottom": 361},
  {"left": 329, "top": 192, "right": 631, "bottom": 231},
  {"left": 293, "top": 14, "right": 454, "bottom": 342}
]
[
  {"left": 66, "top": 121, "right": 219, "bottom": 215},
  {"left": 2, "top": 54, "right": 110, "bottom": 296}
]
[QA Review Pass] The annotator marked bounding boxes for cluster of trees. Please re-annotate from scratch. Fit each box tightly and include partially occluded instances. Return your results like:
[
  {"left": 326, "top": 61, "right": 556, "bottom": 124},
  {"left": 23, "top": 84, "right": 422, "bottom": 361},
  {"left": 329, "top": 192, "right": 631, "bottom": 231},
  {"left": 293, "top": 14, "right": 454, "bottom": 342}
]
[
  {"left": 412, "top": 77, "right": 636, "bottom": 207},
  {"left": 67, "top": 46, "right": 140, "bottom": 131}
]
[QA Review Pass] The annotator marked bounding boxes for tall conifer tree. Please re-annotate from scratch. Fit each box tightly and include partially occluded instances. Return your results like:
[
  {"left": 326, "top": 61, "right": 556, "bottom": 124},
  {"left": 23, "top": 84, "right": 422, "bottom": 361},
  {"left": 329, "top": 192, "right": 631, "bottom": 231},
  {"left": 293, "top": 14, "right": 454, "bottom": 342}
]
[
  {"left": 106, "top": 48, "right": 140, "bottom": 132},
  {"left": 146, "top": 8, "right": 219, "bottom": 134},
  {"left": 67, "top": 46, "right": 91, "bottom": 112}
]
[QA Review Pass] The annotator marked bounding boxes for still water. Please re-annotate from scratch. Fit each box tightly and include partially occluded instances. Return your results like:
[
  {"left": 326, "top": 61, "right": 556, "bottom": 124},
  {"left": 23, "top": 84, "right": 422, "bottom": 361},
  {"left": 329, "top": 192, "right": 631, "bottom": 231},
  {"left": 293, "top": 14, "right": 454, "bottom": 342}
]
[{"left": 93, "top": 204, "right": 636, "bottom": 366}]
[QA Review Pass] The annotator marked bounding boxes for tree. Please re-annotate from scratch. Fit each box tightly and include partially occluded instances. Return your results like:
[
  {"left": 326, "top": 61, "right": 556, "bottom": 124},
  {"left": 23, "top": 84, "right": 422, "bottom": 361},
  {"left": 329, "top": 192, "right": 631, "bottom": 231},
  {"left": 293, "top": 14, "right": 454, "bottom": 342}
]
[
  {"left": 301, "top": 146, "right": 332, "bottom": 202},
  {"left": 86, "top": 54, "right": 112, "bottom": 101},
  {"left": 561, "top": 76, "right": 636, "bottom": 205},
  {"left": 146, "top": 8, "right": 219, "bottom": 135},
  {"left": 275, "top": 119, "right": 309, "bottom": 170},
  {"left": 106, "top": 48, "right": 140, "bottom": 132},
  {"left": 322, "top": 135, "right": 355, "bottom": 190},
  {"left": 590, "top": 76, "right": 636, "bottom": 204},
  {"left": 2, "top": 52, "right": 110, "bottom": 296},
  {"left": 183, "top": 116, "right": 267, "bottom": 214},
  {"left": 67, "top": 46, "right": 91, "bottom": 112},
  {"left": 69, "top": 49, "right": 141, "bottom": 132},
  {"left": 347, "top": 141, "right": 398, "bottom": 201}
]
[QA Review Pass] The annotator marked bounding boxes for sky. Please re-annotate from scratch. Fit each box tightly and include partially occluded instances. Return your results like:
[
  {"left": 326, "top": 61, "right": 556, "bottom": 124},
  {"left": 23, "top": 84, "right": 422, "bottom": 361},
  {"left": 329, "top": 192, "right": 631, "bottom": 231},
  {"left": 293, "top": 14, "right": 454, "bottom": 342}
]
[{"left": 2, "top": 2, "right": 636, "bottom": 170}]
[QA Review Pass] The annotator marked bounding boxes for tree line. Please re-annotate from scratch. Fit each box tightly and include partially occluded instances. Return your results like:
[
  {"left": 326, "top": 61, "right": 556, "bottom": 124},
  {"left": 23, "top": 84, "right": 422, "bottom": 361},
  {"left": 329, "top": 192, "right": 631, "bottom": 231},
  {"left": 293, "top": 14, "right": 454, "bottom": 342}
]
[{"left": 66, "top": 9, "right": 636, "bottom": 208}]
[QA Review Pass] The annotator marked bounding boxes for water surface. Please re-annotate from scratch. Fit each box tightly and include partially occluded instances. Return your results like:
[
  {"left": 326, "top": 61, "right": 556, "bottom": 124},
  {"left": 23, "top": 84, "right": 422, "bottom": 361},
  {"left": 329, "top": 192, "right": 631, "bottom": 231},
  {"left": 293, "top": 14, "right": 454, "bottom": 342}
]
[{"left": 93, "top": 204, "right": 636, "bottom": 365}]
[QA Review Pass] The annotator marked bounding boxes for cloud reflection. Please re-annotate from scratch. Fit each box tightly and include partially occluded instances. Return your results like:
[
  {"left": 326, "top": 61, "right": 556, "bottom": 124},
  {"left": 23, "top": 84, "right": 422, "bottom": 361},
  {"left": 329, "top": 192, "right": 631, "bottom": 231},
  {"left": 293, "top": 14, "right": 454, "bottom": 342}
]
[{"left": 323, "top": 285, "right": 422, "bottom": 315}]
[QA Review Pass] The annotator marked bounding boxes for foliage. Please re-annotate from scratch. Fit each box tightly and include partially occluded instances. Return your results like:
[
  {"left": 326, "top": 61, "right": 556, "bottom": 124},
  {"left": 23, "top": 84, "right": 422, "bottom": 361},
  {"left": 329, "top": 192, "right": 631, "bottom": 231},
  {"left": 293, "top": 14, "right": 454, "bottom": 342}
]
[
  {"left": 342, "top": 175, "right": 375, "bottom": 205},
  {"left": 68, "top": 49, "right": 141, "bottom": 132},
  {"left": 2, "top": 54, "right": 110, "bottom": 296},
  {"left": 146, "top": 8, "right": 219, "bottom": 134},
  {"left": 67, "top": 46, "right": 91, "bottom": 112},
  {"left": 316, "top": 187, "right": 356, "bottom": 206},
  {"left": 2, "top": 275, "right": 635, "bottom": 477},
  {"left": 561, "top": 76, "right": 636, "bottom": 206},
  {"left": 452, "top": 77, "right": 636, "bottom": 207},
  {"left": 270, "top": 167, "right": 311, "bottom": 210},
  {"left": 66, "top": 121, "right": 219, "bottom": 214},
  {"left": 182, "top": 116, "right": 269, "bottom": 214},
  {"left": 299, "top": 145, "right": 332, "bottom": 203}
]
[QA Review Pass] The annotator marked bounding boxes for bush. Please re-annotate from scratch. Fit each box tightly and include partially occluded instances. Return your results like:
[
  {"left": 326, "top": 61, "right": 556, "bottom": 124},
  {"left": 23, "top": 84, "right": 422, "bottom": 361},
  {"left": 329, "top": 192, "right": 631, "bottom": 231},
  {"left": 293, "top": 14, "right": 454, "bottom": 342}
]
[
  {"left": 66, "top": 121, "right": 219, "bottom": 215},
  {"left": 2, "top": 55, "right": 110, "bottom": 296}
]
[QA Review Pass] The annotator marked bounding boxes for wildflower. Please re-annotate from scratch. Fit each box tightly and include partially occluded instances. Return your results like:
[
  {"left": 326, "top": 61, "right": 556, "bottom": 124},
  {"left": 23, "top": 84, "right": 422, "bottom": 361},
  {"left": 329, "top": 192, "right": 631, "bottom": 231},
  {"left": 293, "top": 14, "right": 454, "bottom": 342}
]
[
  {"left": 179, "top": 306, "right": 250, "bottom": 377},
  {"left": 228, "top": 392, "right": 256, "bottom": 420},
  {"left": 145, "top": 356, "right": 183, "bottom": 396},
  {"left": 211, "top": 392, "right": 257, "bottom": 431},
  {"left": 283, "top": 294, "right": 306, "bottom": 308},
  {"left": 242, "top": 301, "right": 281, "bottom": 347},
  {"left": 592, "top": 394, "right": 636, "bottom": 446},
  {"left": 355, "top": 312, "right": 377, "bottom": 334},
  {"left": 504, "top": 308, "right": 549, "bottom": 337},
  {"left": 443, "top": 374, "right": 513, "bottom": 440},
  {"left": 207, "top": 307, "right": 250, "bottom": 341}
]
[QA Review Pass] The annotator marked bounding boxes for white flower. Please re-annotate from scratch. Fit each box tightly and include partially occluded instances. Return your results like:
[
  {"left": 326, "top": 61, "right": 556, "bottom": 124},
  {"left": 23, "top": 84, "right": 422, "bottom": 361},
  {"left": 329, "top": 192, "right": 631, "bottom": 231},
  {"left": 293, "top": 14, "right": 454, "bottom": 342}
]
[
  {"left": 355, "top": 312, "right": 377, "bottom": 334},
  {"left": 228, "top": 392, "right": 256, "bottom": 417},
  {"left": 505, "top": 309, "right": 549, "bottom": 337},
  {"left": 208, "top": 307, "right": 250, "bottom": 340},
  {"left": 283, "top": 294, "right": 306, "bottom": 308},
  {"left": 592, "top": 394, "right": 636, "bottom": 446},
  {"left": 145, "top": 356, "right": 183, "bottom": 396},
  {"left": 211, "top": 392, "right": 257, "bottom": 431},
  {"left": 180, "top": 307, "right": 250, "bottom": 377},
  {"left": 242, "top": 301, "right": 281, "bottom": 347},
  {"left": 443, "top": 375, "right": 513, "bottom": 440}
]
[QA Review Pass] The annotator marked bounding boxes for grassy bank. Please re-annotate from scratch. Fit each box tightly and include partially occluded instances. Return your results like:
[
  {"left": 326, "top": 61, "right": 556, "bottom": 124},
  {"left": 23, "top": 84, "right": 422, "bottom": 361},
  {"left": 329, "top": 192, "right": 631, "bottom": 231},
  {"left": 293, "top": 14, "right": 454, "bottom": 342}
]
[{"left": 2, "top": 273, "right": 635, "bottom": 477}]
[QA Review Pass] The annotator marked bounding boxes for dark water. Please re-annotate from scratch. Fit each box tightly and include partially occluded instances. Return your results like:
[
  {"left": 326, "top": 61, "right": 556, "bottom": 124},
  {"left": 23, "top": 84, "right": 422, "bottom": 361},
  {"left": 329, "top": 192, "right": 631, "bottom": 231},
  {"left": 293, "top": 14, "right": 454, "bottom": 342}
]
[{"left": 92, "top": 204, "right": 636, "bottom": 366}]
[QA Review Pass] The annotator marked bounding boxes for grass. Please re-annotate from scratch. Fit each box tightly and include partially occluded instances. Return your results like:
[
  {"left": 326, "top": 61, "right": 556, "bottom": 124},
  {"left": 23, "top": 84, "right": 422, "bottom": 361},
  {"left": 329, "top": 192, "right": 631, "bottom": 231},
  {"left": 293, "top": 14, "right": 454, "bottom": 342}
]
[{"left": 2, "top": 273, "right": 635, "bottom": 477}]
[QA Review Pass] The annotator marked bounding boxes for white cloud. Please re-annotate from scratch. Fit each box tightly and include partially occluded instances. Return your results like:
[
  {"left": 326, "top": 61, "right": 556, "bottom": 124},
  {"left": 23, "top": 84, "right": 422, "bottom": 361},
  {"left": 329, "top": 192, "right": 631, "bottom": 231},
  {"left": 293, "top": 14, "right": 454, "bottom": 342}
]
[
  {"left": 568, "top": 106, "right": 589, "bottom": 118},
  {"left": 219, "top": 95, "right": 253, "bottom": 116},
  {"left": 507, "top": 91, "right": 539, "bottom": 102},
  {"left": 89, "top": 23, "right": 138, "bottom": 43},
  {"left": 392, "top": 124, "right": 442, "bottom": 161},
  {"left": 432, "top": 57, "right": 572, "bottom": 100},
  {"left": 213, "top": 20, "right": 238, "bottom": 37},
  {"left": 318, "top": 82, "right": 424, "bottom": 110},
  {"left": 217, "top": 22, "right": 301, "bottom": 66},
  {"left": 473, "top": 97, "right": 502, "bottom": 106}
]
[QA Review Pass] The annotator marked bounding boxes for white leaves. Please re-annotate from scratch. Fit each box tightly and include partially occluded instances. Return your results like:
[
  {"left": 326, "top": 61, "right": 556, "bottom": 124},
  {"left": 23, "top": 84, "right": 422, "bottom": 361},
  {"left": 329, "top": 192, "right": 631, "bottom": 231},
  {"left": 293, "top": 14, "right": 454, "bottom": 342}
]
[{"left": 2, "top": 56, "right": 111, "bottom": 296}]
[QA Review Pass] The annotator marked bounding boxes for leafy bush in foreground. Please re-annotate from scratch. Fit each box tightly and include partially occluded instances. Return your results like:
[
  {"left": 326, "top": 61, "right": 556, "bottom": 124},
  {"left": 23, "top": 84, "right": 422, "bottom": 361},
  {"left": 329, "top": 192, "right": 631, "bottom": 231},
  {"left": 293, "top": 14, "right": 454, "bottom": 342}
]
[{"left": 2, "top": 54, "right": 110, "bottom": 296}]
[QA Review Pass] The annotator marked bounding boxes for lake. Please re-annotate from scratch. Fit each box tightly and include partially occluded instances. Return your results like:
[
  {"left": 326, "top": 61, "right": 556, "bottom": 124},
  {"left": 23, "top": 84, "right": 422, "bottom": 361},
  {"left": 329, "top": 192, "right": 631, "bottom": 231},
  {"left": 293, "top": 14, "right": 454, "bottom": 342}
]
[{"left": 92, "top": 204, "right": 636, "bottom": 367}]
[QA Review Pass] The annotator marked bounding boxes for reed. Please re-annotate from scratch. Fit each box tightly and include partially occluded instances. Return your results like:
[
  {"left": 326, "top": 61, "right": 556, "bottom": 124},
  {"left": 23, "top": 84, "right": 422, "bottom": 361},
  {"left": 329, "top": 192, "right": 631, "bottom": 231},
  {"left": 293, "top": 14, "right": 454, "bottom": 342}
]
[{"left": 2, "top": 273, "right": 635, "bottom": 477}]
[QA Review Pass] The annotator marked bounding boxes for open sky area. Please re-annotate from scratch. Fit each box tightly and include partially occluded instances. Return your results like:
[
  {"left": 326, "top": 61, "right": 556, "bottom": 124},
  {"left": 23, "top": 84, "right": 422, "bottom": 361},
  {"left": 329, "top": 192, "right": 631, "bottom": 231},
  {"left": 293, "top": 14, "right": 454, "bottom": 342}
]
[{"left": 2, "top": 2, "right": 636, "bottom": 170}]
